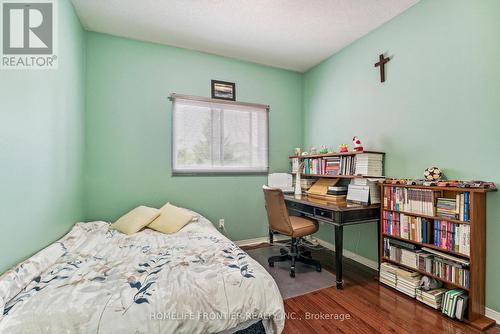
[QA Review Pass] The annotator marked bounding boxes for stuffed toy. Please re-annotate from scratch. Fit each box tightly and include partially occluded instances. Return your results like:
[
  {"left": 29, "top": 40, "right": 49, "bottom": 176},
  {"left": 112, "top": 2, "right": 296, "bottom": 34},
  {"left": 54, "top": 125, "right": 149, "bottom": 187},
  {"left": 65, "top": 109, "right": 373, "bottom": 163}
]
[{"left": 353, "top": 136, "right": 363, "bottom": 152}]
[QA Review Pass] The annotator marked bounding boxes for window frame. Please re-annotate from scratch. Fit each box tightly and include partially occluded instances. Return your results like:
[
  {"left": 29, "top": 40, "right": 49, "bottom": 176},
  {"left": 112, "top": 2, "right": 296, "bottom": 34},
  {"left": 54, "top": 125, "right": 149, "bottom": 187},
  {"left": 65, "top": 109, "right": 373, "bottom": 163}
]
[{"left": 170, "top": 94, "right": 270, "bottom": 176}]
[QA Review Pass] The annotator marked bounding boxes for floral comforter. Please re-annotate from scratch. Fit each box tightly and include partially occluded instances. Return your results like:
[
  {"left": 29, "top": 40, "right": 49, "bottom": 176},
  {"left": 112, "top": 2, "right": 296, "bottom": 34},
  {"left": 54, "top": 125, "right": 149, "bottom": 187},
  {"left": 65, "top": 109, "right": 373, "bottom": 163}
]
[{"left": 0, "top": 216, "right": 284, "bottom": 333}]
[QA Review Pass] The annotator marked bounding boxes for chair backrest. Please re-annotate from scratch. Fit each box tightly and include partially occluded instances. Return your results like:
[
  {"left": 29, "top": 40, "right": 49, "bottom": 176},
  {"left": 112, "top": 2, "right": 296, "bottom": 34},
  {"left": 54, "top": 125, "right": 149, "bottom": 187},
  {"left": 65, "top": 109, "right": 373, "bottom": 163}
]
[{"left": 262, "top": 186, "right": 293, "bottom": 236}]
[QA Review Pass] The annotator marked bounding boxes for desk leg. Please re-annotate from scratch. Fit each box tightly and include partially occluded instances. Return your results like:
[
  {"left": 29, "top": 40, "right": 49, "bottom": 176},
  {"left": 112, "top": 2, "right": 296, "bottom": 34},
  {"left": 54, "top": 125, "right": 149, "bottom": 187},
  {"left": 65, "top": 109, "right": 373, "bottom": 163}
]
[{"left": 335, "top": 225, "right": 343, "bottom": 289}]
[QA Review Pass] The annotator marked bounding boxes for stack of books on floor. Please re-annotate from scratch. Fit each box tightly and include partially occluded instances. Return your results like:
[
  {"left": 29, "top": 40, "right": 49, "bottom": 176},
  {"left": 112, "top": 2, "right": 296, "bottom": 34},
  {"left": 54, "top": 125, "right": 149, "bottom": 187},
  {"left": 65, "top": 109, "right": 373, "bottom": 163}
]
[
  {"left": 436, "top": 193, "right": 470, "bottom": 221},
  {"left": 395, "top": 267, "right": 422, "bottom": 297},
  {"left": 379, "top": 262, "right": 398, "bottom": 288},
  {"left": 354, "top": 153, "right": 383, "bottom": 177},
  {"left": 442, "top": 289, "right": 468, "bottom": 320},
  {"left": 383, "top": 187, "right": 439, "bottom": 216},
  {"left": 433, "top": 220, "right": 470, "bottom": 255},
  {"left": 416, "top": 288, "right": 447, "bottom": 309},
  {"left": 379, "top": 262, "right": 421, "bottom": 297},
  {"left": 380, "top": 259, "right": 469, "bottom": 316}
]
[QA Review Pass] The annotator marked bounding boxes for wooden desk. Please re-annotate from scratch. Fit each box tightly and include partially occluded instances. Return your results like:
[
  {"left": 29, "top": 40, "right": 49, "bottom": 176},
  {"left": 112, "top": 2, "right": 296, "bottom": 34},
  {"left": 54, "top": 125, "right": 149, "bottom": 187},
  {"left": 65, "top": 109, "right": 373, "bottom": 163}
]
[{"left": 283, "top": 194, "right": 380, "bottom": 289}]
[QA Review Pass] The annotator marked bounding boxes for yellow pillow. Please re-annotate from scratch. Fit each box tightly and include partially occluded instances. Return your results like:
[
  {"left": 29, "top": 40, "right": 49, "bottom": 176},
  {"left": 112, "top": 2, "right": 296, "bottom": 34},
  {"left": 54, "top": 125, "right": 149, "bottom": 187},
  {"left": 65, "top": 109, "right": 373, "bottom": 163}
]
[
  {"left": 148, "top": 203, "right": 196, "bottom": 234},
  {"left": 111, "top": 206, "right": 160, "bottom": 235}
]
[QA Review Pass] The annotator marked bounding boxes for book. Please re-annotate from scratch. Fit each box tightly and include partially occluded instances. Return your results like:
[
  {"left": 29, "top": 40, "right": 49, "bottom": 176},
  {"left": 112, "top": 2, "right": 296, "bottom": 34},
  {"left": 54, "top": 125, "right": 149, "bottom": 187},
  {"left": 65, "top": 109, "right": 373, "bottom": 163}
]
[
  {"left": 455, "top": 295, "right": 468, "bottom": 320},
  {"left": 354, "top": 153, "right": 384, "bottom": 176},
  {"left": 442, "top": 289, "right": 467, "bottom": 319},
  {"left": 416, "top": 288, "right": 447, "bottom": 309},
  {"left": 433, "top": 220, "right": 470, "bottom": 255}
]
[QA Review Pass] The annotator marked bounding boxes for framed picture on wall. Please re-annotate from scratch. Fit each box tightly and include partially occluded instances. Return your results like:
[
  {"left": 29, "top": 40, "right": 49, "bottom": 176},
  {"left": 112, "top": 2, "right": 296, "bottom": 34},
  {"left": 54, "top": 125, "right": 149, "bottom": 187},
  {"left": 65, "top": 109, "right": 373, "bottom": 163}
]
[{"left": 211, "top": 80, "right": 236, "bottom": 101}]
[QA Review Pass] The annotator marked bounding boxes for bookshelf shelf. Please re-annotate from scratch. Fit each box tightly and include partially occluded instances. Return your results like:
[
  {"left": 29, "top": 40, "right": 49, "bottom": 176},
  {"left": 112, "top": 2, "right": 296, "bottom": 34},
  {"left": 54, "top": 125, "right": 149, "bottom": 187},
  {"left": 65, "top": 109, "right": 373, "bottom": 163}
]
[
  {"left": 382, "top": 234, "right": 470, "bottom": 258},
  {"left": 379, "top": 184, "right": 497, "bottom": 330},
  {"left": 382, "top": 257, "right": 469, "bottom": 291},
  {"left": 383, "top": 208, "right": 469, "bottom": 225},
  {"left": 289, "top": 150, "right": 385, "bottom": 159}
]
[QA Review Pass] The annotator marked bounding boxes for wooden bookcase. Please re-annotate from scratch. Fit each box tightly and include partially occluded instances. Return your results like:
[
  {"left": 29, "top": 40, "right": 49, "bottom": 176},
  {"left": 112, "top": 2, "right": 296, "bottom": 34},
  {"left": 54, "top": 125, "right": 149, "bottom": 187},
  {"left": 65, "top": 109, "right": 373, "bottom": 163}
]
[
  {"left": 289, "top": 151, "right": 385, "bottom": 179},
  {"left": 379, "top": 183, "right": 496, "bottom": 330}
]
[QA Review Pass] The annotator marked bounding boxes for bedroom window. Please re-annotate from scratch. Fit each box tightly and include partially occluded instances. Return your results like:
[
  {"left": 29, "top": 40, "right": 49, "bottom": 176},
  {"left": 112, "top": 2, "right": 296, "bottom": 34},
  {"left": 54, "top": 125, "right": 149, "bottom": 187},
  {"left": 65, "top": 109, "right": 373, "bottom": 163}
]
[{"left": 171, "top": 94, "right": 269, "bottom": 174}]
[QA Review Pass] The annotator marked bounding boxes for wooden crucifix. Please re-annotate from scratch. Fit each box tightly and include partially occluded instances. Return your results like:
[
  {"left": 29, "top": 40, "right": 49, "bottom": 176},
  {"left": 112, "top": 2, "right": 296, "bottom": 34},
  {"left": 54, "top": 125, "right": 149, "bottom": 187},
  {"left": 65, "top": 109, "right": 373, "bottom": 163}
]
[{"left": 374, "top": 54, "right": 390, "bottom": 82}]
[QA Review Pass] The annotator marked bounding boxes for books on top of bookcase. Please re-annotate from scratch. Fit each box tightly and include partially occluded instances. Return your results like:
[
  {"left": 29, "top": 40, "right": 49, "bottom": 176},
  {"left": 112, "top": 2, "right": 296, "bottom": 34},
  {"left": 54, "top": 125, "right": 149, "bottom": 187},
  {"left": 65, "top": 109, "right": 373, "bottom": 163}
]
[{"left": 380, "top": 262, "right": 421, "bottom": 298}]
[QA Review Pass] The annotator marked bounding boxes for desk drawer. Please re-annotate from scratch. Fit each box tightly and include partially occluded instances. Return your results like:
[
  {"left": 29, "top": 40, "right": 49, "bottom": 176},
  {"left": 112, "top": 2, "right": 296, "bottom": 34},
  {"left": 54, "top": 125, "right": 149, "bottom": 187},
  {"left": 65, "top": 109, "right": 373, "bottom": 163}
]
[
  {"left": 314, "top": 208, "right": 333, "bottom": 221},
  {"left": 286, "top": 201, "right": 314, "bottom": 215}
]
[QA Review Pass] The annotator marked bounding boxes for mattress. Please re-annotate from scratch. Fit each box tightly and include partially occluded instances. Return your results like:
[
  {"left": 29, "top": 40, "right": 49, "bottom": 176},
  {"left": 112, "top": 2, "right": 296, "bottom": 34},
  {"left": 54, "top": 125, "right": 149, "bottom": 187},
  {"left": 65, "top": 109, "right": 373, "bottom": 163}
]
[{"left": 0, "top": 214, "right": 284, "bottom": 333}]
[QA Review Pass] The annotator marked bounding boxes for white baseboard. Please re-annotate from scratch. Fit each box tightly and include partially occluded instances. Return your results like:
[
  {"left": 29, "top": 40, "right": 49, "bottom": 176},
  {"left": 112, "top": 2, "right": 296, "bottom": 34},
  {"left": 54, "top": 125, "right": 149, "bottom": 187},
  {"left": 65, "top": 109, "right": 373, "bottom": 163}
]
[
  {"left": 236, "top": 235, "right": 378, "bottom": 270},
  {"left": 315, "top": 238, "right": 379, "bottom": 271},
  {"left": 235, "top": 235, "right": 288, "bottom": 247},
  {"left": 486, "top": 307, "right": 500, "bottom": 324}
]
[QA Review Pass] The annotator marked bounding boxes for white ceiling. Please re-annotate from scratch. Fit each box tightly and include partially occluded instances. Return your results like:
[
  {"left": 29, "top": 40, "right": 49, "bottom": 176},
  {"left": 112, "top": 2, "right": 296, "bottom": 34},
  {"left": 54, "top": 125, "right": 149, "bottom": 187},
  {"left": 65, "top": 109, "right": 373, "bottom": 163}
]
[{"left": 71, "top": 0, "right": 419, "bottom": 72}]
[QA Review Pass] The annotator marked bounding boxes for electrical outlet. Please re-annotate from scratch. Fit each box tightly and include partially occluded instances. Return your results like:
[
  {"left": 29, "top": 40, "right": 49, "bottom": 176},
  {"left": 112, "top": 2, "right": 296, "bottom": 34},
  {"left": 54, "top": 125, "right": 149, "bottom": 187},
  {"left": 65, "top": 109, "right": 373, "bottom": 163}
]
[{"left": 219, "top": 218, "right": 225, "bottom": 230}]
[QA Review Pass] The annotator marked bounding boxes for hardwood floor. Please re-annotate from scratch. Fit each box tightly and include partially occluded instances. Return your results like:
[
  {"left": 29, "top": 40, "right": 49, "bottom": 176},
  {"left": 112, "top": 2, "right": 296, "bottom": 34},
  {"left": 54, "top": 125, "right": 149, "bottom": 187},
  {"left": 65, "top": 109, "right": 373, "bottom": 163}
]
[{"left": 242, "top": 243, "right": 500, "bottom": 334}]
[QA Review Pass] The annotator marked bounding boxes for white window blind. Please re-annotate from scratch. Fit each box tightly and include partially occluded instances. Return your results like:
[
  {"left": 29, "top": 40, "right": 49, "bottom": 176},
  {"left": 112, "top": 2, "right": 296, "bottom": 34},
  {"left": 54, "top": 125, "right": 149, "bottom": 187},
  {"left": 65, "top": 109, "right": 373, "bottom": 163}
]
[{"left": 172, "top": 96, "right": 269, "bottom": 174}]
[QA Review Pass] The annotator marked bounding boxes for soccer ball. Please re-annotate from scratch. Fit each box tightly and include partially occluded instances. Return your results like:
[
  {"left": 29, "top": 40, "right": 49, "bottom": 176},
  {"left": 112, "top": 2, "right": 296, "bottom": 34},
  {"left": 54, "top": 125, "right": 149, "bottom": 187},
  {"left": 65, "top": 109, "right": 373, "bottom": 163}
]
[{"left": 424, "top": 167, "right": 442, "bottom": 181}]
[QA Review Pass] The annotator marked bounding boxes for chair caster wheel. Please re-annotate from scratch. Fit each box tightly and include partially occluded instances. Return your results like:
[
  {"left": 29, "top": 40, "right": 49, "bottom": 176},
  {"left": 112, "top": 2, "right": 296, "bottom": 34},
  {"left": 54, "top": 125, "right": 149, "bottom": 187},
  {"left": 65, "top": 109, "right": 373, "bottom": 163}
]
[
  {"left": 268, "top": 261, "right": 274, "bottom": 267},
  {"left": 290, "top": 270, "right": 295, "bottom": 278},
  {"left": 316, "top": 265, "right": 322, "bottom": 272}
]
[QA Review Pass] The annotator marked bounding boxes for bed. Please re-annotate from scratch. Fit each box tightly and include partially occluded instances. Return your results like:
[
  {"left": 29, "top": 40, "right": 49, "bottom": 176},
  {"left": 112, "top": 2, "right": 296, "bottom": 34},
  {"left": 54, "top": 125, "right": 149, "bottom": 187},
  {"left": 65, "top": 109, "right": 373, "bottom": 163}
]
[{"left": 0, "top": 213, "right": 284, "bottom": 333}]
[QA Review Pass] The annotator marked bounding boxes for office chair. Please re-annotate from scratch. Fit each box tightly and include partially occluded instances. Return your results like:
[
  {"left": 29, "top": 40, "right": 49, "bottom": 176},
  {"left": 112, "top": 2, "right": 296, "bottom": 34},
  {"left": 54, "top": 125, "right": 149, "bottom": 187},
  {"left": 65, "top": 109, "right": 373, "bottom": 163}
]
[{"left": 262, "top": 186, "right": 322, "bottom": 278}]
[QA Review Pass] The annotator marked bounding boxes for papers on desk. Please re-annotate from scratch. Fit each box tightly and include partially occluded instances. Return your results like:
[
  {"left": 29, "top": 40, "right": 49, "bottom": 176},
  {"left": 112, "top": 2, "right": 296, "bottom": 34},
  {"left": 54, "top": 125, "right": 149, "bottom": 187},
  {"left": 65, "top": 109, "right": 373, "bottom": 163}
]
[{"left": 347, "top": 178, "right": 381, "bottom": 205}]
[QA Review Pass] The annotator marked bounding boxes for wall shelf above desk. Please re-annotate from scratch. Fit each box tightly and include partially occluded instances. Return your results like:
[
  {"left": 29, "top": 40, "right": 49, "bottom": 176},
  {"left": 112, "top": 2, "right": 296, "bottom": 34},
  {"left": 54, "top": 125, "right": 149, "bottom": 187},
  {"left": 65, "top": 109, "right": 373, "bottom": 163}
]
[
  {"left": 289, "top": 150, "right": 385, "bottom": 159},
  {"left": 290, "top": 151, "right": 386, "bottom": 179}
]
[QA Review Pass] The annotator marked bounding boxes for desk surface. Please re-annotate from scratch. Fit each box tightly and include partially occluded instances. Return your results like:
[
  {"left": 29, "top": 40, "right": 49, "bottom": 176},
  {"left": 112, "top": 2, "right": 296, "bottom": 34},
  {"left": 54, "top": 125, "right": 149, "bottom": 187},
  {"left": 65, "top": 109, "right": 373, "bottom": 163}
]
[{"left": 284, "top": 194, "right": 380, "bottom": 212}]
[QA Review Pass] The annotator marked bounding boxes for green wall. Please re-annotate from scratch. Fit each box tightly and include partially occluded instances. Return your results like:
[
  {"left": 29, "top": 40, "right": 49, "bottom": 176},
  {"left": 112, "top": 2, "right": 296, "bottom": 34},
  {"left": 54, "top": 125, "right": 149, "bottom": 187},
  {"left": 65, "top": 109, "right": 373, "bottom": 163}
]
[
  {"left": 0, "top": 0, "right": 86, "bottom": 273},
  {"left": 303, "top": 0, "right": 500, "bottom": 311},
  {"left": 2, "top": 0, "right": 499, "bottom": 314},
  {"left": 84, "top": 32, "right": 303, "bottom": 241}
]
